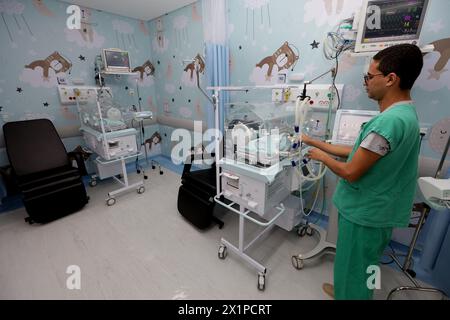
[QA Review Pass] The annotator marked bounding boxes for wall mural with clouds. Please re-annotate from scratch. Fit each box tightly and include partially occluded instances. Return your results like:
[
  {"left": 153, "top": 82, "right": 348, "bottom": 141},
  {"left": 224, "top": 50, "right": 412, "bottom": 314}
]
[
  {"left": 146, "top": 0, "right": 450, "bottom": 159},
  {"left": 227, "top": 0, "right": 450, "bottom": 160},
  {"left": 0, "top": 0, "right": 158, "bottom": 166},
  {"left": 148, "top": 3, "right": 208, "bottom": 157},
  {"left": 1, "top": 0, "right": 450, "bottom": 164}
]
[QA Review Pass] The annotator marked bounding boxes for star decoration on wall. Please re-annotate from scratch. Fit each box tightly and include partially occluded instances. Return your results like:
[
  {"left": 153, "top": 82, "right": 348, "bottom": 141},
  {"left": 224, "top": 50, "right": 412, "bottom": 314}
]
[
  {"left": 0, "top": 106, "right": 3, "bottom": 112},
  {"left": 43, "top": 102, "right": 49, "bottom": 107},
  {"left": 310, "top": 40, "right": 320, "bottom": 49},
  {"left": 78, "top": 55, "right": 86, "bottom": 61},
  {"left": 16, "top": 87, "right": 23, "bottom": 93}
]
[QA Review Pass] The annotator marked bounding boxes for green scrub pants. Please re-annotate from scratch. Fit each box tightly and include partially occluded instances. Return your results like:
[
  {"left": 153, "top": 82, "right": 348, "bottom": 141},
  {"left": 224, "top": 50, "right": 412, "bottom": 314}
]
[{"left": 334, "top": 213, "right": 393, "bottom": 300}]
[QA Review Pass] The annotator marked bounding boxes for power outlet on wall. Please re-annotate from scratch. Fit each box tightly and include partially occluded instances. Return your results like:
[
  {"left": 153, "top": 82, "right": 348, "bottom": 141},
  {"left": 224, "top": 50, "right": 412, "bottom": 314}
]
[{"left": 420, "top": 124, "right": 431, "bottom": 140}]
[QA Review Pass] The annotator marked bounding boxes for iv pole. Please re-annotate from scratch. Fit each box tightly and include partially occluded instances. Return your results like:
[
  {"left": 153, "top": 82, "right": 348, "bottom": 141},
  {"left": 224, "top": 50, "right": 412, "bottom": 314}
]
[
  {"left": 291, "top": 66, "right": 340, "bottom": 270},
  {"left": 135, "top": 79, "right": 149, "bottom": 170},
  {"left": 387, "top": 134, "right": 450, "bottom": 300}
]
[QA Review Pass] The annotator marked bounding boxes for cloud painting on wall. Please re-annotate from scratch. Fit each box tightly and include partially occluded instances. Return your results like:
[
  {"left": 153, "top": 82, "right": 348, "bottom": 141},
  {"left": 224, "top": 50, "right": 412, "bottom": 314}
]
[
  {"left": 165, "top": 83, "right": 176, "bottom": 94},
  {"left": 243, "top": 0, "right": 272, "bottom": 43},
  {"left": 112, "top": 19, "right": 137, "bottom": 50},
  {"left": 250, "top": 63, "right": 280, "bottom": 85},
  {"left": 181, "top": 70, "right": 200, "bottom": 87},
  {"left": 173, "top": 15, "right": 189, "bottom": 48},
  {"left": 130, "top": 73, "right": 154, "bottom": 87},
  {"left": 152, "top": 36, "right": 169, "bottom": 54},
  {"left": 303, "top": 0, "right": 361, "bottom": 27},
  {"left": 417, "top": 38, "right": 450, "bottom": 91},
  {"left": 0, "top": 0, "right": 34, "bottom": 44},
  {"left": 179, "top": 106, "right": 193, "bottom": 119},
  {"left": 65, "top": 28, "right": 105, "bottom": 49}
]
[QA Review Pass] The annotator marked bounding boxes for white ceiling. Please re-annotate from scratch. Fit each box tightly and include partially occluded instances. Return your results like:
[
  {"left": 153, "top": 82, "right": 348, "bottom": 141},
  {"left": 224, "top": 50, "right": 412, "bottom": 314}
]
[{"left": 68, "top": 0, "right": 196, "bottom": 21}]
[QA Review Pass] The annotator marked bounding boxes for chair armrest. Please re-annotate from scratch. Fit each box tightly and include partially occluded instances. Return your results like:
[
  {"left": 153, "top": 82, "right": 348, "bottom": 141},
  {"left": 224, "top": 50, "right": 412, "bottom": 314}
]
[
  {"left": 68, "top": 152, "right": 88, "bottom": 176},
  {"left": 182, "top": 151, "right": 196, "bottom": 177}
]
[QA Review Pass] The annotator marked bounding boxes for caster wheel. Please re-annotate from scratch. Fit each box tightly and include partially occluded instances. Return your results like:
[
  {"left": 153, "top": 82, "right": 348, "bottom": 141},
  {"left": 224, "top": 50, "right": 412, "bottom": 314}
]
[
  {"left": 297, "top": 227, "right": 307, "bottom": 237},
  {"left": 218, "top": 245, "right": 227, "bottom": 260},
  {"left": 160, "top": 171, "right": 164, "bottom": 175},
  {"left": 407, "top": 269, "right": 417, "bottom": 278},
  {"left": 257, "top": 273, "right": 266, "bottom": 291},
  {"left": 292, "top": 256, "right": 304, "bottom": 270},
  {"left": 152, "top": 166, "right": 156, "bottom": 170},
  {"left": 89, "top": 180, "right": 97, "bottom": 187},
  {"left": 306, "top": 226, "right": 314, "bottom": 237},
  {"left": 137, "top": 186, "right": 145, "bottom": 194},
  {"left": 106, "top": 198, "right": 116, "bottom": 206}
]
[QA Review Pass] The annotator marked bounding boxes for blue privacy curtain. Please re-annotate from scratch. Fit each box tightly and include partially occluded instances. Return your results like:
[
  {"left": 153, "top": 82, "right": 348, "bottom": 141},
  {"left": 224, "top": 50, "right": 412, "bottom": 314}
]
[{"left": 202, "top": 0, "right": 230, "bottom": 131}]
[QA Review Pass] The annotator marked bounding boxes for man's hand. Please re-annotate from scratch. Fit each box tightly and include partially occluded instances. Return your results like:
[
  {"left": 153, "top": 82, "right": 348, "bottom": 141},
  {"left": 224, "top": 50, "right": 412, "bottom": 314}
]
[
  {"left": 301, "top": 134, "right": 353, "bottom": 159},
  {"left": 306, "top": 148, "right": 329, "bottom": 162},
  {"left": 301, "top": 134, "right": 313, "bottom": 146}
]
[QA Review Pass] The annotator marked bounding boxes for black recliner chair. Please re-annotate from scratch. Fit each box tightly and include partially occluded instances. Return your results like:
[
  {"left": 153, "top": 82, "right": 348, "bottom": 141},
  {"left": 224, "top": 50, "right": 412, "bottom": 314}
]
[
  {"left": 3, "top": 119, "right": 89, "bottom": 224},
  {"left": 177, "top": 148, "right": 224, "bottom": 230}
]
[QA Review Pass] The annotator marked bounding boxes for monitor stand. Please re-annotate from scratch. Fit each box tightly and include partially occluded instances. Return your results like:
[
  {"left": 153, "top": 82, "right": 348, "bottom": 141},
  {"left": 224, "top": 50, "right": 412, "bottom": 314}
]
[{"left": 292, "top": 175, "right": 339, "bottom": 270}]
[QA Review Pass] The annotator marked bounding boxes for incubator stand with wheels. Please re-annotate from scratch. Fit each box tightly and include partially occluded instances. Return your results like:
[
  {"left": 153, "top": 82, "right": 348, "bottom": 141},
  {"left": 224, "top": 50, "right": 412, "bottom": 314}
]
[
  {"left": 291, "top": 110, "right": 381, "bottom": 270},
  {"left": 210, "top": 86, "right": 329, "bottom": 291},
  {"left": 74, "top": 86, "right": 145, "bottom": 206}
]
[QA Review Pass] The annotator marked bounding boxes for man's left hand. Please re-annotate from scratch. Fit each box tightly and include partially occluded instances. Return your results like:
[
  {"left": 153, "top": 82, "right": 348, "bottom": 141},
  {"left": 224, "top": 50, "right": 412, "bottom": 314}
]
[{"left": 306, "top": 148, "right": 329, "bottom": 162}]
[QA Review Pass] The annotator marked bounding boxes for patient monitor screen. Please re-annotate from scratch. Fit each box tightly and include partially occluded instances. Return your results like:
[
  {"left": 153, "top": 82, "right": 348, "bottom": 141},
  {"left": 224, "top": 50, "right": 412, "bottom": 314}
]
[
  {"left": 104, "top": 50, "right": 130, "bottom": 69},
  {"left": 362, "top": 0, "right": 427, "bottom": 44}
]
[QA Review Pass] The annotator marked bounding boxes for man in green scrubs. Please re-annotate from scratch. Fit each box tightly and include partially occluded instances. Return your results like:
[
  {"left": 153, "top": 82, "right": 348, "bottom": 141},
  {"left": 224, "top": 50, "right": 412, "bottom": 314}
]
[{"left": 302, "top": 44, "right": 424, "bottom": 300}]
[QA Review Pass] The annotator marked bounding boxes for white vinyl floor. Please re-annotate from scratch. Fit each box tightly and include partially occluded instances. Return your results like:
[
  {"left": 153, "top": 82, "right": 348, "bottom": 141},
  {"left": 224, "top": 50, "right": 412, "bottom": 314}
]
[{"left": 0, "top": 168, "right": 439, "bottom": 300}]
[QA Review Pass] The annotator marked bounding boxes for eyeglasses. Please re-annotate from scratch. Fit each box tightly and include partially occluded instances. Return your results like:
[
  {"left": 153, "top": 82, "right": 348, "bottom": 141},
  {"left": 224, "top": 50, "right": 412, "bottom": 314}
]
[{"left": 364, "top": 73, "right": 385, "bottom": 84}]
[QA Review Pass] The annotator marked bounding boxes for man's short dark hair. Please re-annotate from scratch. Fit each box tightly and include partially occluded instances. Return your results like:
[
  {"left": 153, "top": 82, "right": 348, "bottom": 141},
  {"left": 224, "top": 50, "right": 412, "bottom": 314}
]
[{"left": 373, "top": 44, "right": 424, "bottom": 91}]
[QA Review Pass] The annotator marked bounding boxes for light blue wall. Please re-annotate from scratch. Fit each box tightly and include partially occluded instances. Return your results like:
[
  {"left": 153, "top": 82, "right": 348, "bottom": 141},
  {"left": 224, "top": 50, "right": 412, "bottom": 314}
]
[
  {"left": 148, "top": 3, "right": 210, "bottom": 158},
  {"left": 227, "top": 0, "right": 450, "bottom": 161},
  {"left": 0, "top": 0, "right": 159, "bottom": 167},
  {"left": 147, "top": 0, "right": 450, "bottom": 162}
]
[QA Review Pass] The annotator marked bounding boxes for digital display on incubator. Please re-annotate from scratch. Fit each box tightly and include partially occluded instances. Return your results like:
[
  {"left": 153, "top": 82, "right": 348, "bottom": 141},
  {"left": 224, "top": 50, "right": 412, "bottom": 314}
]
[
  {"left": 332, "top": 111, "right": 379, "bottom": 146},
  {"left": 362, "top": 0, "right": 427, "bottom": 43}
]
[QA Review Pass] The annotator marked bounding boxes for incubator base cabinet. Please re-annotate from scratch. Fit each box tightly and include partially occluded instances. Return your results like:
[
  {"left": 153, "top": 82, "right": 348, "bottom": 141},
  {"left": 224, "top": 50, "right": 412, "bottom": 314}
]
[
  {"left": 81, "top": 126, "right": 138, "bottom": 162},
  {"left": 221, "top": 159, "right": 302, "bottom": 232},
  {"left": 94, "top": 158, "right": 123, "bottom": 180}
]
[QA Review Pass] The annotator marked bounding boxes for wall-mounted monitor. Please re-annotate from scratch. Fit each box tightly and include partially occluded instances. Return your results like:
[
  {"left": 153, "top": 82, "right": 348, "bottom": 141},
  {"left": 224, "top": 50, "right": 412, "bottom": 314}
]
[
  {"left": 355, "top": 0, "right": 429, "bottom": 53},
  {"left": 102, "top": 48, "right": 131, "bottom": 73}
]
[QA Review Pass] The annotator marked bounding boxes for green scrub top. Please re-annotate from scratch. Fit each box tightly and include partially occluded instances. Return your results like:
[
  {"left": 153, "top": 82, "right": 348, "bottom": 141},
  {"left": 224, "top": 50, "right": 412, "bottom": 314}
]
[{"left": 333, "top": 102, "right": 421, "bottom": 228}]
